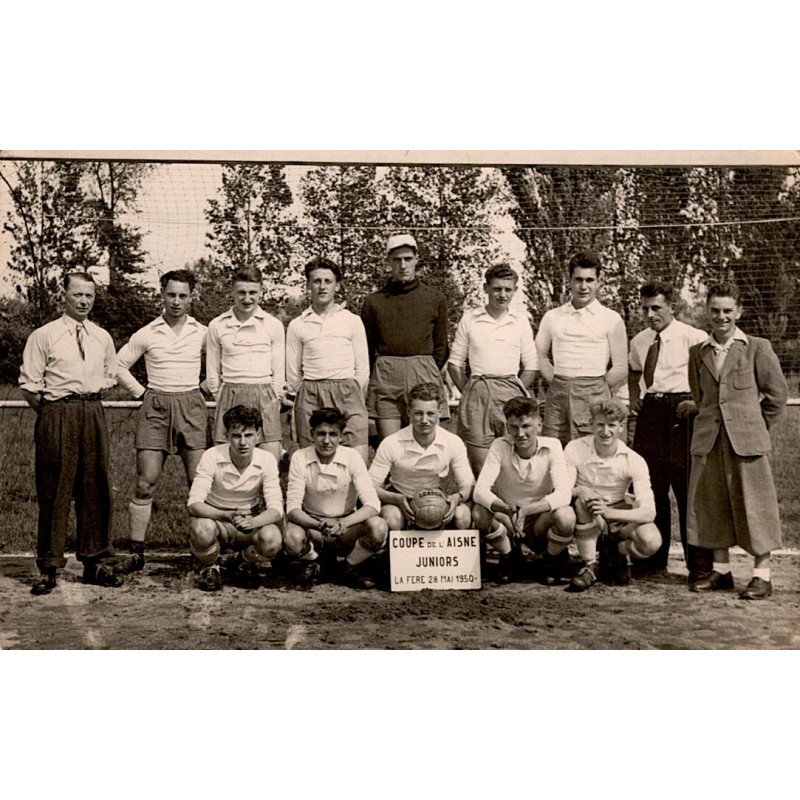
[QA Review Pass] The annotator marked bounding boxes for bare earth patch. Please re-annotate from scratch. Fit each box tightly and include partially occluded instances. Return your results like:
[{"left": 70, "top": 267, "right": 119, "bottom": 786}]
[{"left": 1, "top": 549, "right": 798, "bottom": 650}]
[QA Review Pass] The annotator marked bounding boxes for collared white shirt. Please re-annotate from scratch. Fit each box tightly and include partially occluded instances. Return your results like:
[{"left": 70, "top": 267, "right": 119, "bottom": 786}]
[
  {"left": 448, "top": 306, "right": 538, "bottom": 375},
  {"left": 368, "top": 425, "right": 474, "bottom": 499},
  {"left": 629, "top": 319, "right": 707, "bottom": 395},
  {"left": 564, "top": 435, "right": 655, "bottom": 514},
  {"left": 286, "top": 445, "right": 379, "bottom": 517},
  {"left": 116, "top": 315, "right": 207, "bottom": 396},
  {"left": 536, "top": 298, "right": 627, "bottom": 380},
  {"left": 19, "top": 315, "right": 117, "bottom": 401},
  {"left": 187, "top": 444, "right": 283, "bottom": 514},
  {"left": 285, "top": 304, "right": 369, "bottom": 391},
  {"left": 474, "top": 435, "right": 571, "bottom": 511},
  {"left": 206, "top": 307, "right": 285, "bottom": 396},
  {"left": 701, "top": 327, "right": 749, "bottom": 376}
]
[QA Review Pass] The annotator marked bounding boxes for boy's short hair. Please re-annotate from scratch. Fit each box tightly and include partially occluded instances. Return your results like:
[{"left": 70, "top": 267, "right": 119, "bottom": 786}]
[
  {"left": 568, "top": 250, "right": 602, "bottom": 277},
  {"left": 640, "top": 281, "right": 675, "bottom": 304},
  {"left": 304, "top": 256, "right": 342, "bottom": 282},
  {"left": 502, "top": 395, "right": 540, "bottom": 420},
  {"left": 589, "top": 398, "right": 628, "bottom": 424},
  {"left": 706, "top": 282, "right": 741, "bottom": 305},
  {"left": 231, "top": 266, "right": 263, "bottom": 285},
  {"left": 222, "top": 404, "right": 263, "bottom": 432},
  {"left": 309, "top": 406, "right": 346, "bottom": 432},
  {"left": 484, "top": 264, "right": 519, "bottom": 285},
  {"left": 408, "top": 382, "right": 443, "bottom": 406},
  {"left": 160, "top": 269, "right": 196, "bottom": 291}
]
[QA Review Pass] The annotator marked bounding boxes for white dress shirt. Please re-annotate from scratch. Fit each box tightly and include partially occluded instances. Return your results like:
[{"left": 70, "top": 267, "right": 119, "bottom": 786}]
[
  {"left": 448, "top": 306, "right": 538, "bottom": 375},
  {"left": 368, "top": 425, "right": 474, "bottom": 499},
  {"left": 206, "top": 307, "right": 285, "bottom": 396},
  {"left": 629, "top": 319, "right": 707, "bottom": 395},
  {"left": 285, "top": 305, "right": 369, "bottom": 391},
  {"left": 20, "top": 315, "right": 117, "bottom": 401},
  {"left": 536, "top": 299, "right": 627, "bottom": 383},
  {"left": 116, "top": 315, "right": 207, "bottom": 396}
]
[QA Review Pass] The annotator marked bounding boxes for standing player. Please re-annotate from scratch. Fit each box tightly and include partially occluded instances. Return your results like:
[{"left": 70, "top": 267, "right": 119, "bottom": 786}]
[
  {"left": 361, "top": 233, "right": 449, "bottom": 441},
  {"left": 687, "top": 284, "right": 787, "bottom": 600},
  {"left": 628, "top": 281, "right": 713, "bottom": 583},
  {"left": 114, "top": 269, "right": 208, "bottom": 575},
  {"left": 541, "top": 399, "right": 660, "bottom": 592},
  {"left": 448, "top": 264, "right": 539, "bottom": 476},
  {"left": 535, "top": 250, "right": 627, "bottom": 446},
  {"left": 206, "top": 267, "right": 285, "bottom": 462},
  {"left": 187, "top": 404, "right": 284, "bottom": 592},
  {"left": 472, "top": 396, "right": 574, "bottom": 583},
  {"left": 20, "top": 272, "right": 122, "bottom": 594},
  {"left": 286, "top": 257, "right": 370, "bottom": 463},
  {"left": 284, "top": 408, "right": 387, "bottom": 590},
  {"left": 368, "top": 382, "right": 473, "bottom": 532}
]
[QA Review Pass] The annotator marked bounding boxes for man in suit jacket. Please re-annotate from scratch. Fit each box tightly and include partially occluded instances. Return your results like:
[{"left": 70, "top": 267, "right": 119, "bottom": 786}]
[{"left": 686, "top": 283, "right": 787, "bottom": 600}]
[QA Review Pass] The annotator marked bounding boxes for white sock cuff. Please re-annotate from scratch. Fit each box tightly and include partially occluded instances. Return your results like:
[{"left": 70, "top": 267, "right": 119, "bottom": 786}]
[{"left": 713, "top": 562, "right": 732, "bottom": 575}]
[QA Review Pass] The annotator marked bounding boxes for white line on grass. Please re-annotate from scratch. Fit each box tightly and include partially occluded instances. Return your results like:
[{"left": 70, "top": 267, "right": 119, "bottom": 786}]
[{"left": 284, "top": 624, "right": 307, "bottom": 650}]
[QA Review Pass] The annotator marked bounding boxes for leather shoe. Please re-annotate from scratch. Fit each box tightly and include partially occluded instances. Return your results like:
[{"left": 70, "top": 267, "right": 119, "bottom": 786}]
[
  {"left": 738, "top": 576, "right": 772, "bottom": 600},
  {"left": 31, "top": 571, "right": 57, "bottom": 596},
  {"left": 689, "top": 570, "right": 734, "bottom": 593}
]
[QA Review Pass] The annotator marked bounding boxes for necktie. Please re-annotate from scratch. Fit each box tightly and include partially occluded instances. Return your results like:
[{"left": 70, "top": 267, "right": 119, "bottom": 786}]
[
  {"left": 76, "top": 323, "right": 86, "bottom": 360},
  {"left": 643, "top": 332, "right": 661, "bottom": 389}
]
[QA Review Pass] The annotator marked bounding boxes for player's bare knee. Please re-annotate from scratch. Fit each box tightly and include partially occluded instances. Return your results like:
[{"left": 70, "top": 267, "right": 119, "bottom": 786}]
[
  {"left": 574, "top": 497, "right": 593, "bottom": 524},
  {"left": 453, "top": 505, "right": 472, "bottom": 529},
  {"left": 189, "top": 518, "right": 218, "bottom": 549},
  {"left": 553, "top": 506, "right": 576, "bottom": 534},
  {"left": 134, "top": 478, "right": 156, "bottom": 501},
  {"left": 365, "top": 516, "right": 388, "bottom": 547},
  {"left": 382, "top": 506, "right": 405, "bottom": 531},
  {"left": 283, "top": 523, "right": 307, "bottom": 556},
  {"left": 255, "top": 525, "right": 283, "bottom": 559},
  {"left": 471, "top": 504, "right": 492, "bottom": 531},
  {"left": 635, "top": 524, "right": 662, "bottom": 557}
]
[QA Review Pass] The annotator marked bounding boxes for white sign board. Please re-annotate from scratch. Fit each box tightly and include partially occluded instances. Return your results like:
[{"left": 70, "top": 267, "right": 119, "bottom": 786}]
[{"left": 389, "top": 529, "right": 482, "bottom": 592}]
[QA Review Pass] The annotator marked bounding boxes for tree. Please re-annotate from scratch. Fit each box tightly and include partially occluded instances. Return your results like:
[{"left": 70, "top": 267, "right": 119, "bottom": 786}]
[
  {"left": 1, "top": 160, "right": 99, "bottom": 322},
  {"left": 296, "top": 165, "right": 386, "bottom": 312},
  {"left": 502, "top": 166, "right": 617, "bottom": 325},
  {"left": 379, "top": 166, "right": 512, "bottom": 334},
  {"left": 205, "top": 164, "right": 296, "bottom": 309}
]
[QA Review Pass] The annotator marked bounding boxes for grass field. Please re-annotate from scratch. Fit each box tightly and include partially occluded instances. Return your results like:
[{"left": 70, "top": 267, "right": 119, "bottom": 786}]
[{"left": 1, "top": 398, "right": 799, "bottom": 553}]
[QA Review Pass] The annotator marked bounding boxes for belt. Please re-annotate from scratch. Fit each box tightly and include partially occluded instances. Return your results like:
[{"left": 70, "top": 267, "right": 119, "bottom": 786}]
[
  {"left": 49, "top": 392, "right": 102, "bottom": 403},
  {"left": 644, "top": 392, "right": 691, "bottom": 401}
]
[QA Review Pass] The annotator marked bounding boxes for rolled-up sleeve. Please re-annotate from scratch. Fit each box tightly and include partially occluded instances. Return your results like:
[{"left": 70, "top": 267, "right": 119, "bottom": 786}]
[{"left": 19, "top": 330, "right": 47, "bottom": 393}]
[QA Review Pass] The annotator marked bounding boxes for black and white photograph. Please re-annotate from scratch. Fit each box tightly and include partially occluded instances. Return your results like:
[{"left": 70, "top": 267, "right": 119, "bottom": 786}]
[{"left": 1, "top": 150, "right": 798, "bottom": 650}]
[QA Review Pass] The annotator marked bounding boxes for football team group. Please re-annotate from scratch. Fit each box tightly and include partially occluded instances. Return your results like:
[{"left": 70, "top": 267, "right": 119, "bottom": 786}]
[{"left": 19, "top": 233, "right": 788, "bottom": 600}]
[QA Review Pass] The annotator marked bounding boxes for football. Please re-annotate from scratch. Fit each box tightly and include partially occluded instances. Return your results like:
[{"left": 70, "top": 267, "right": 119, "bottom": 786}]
[{"left": 410, "top": 489, "right": 449, "bottom": 530}]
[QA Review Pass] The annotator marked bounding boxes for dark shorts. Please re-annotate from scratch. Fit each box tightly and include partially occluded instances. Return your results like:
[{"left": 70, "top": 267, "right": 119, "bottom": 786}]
[
  {"left": 293, "top": 378, "right": 368, "bottom": 448},
  {"left": 457, "top": 375, "right": 528, "bottom": 447},
  {"left": 136, "top": 389, "right": 209, "bottom": 453},
  {"left": 213, "top": 382, "right": 282, "bottom": 444},
  {"left": 367, "top": 355, "right": 450, "bottom": 421}
]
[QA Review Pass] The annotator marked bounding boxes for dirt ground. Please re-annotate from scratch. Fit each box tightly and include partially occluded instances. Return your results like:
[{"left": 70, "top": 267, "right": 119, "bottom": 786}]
[{"left": 1, "top": 547, "right": 798, "bottom": 649}]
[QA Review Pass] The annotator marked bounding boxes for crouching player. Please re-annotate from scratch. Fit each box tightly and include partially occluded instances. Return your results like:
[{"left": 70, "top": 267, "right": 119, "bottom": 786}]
[
  {"left": 368, "top": 382, "right": 474, "bottom": 533},
  {"left": 186, "top": 404, "right": 283, "bottom": 592},
  {"left": 284, "top": 408, "right": 387, "bottom": 590},
  {"left": 472, "top": 396, "right": 574, "bottom": 583},
  {"left": 541, "top": 398, "right": 660, "bottom": 591}
]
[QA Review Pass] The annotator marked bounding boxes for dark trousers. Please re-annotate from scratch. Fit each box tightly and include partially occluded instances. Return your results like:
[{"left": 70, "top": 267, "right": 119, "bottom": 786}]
[
  {"left": 632, "top": 394, "right": 712, "bottom": 576},
  {"left": 34, "top": 398, "right": 113, "bottom": 570}
]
